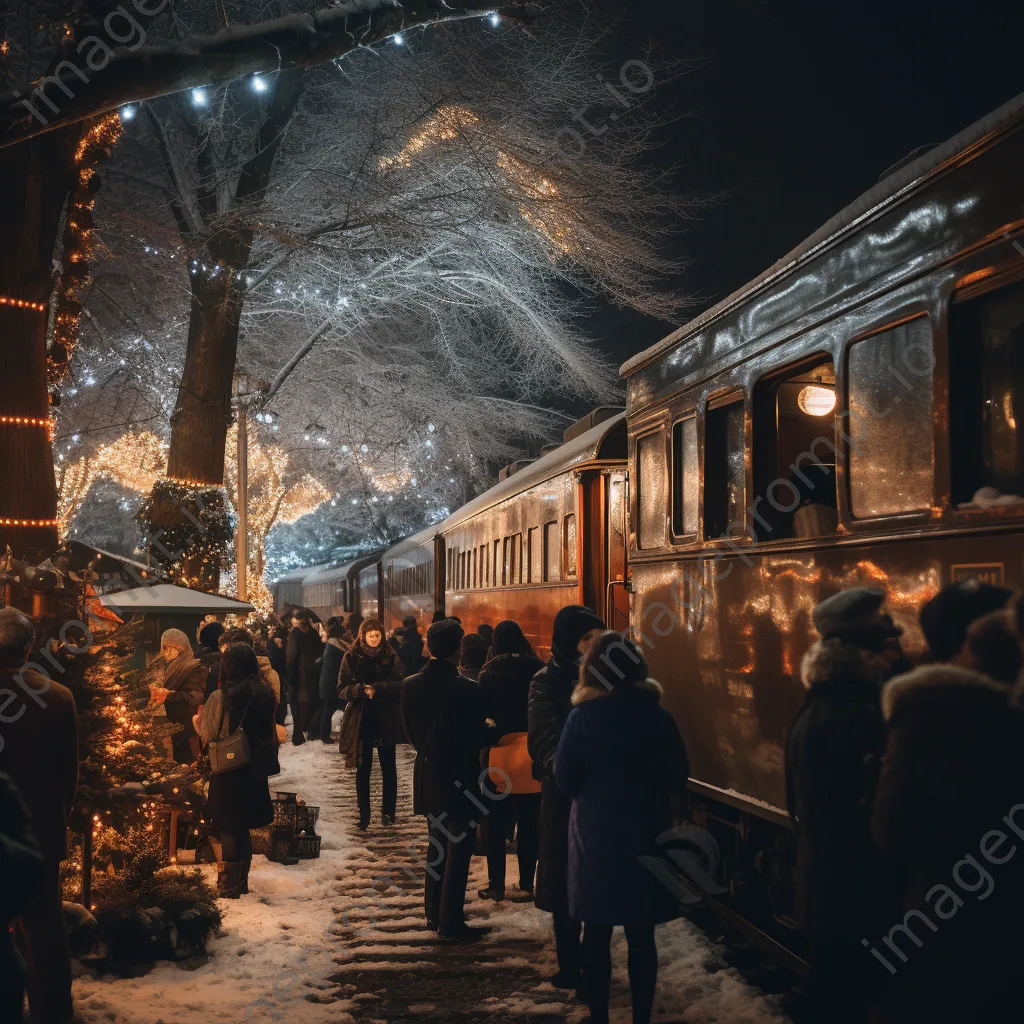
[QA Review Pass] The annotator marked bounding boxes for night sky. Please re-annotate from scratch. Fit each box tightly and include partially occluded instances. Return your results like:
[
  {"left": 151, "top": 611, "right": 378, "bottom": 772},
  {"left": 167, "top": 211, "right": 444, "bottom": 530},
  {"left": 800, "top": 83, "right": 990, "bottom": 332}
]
[{"left": 593, "top": 0, "right": 1024, "bottom": 372}]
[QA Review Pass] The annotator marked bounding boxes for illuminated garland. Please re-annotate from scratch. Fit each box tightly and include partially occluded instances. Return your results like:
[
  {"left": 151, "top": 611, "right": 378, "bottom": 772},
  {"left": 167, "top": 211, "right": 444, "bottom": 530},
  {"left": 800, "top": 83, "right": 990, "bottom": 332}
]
[
  {"left": 48, "top": 113, "right": 123, "bottom": 388},
  {"left": 0, "top": 517, "right": 60, "bottom": 527},
  {"left": 0, "top": 296, "right": 47, "bottom": 312}
]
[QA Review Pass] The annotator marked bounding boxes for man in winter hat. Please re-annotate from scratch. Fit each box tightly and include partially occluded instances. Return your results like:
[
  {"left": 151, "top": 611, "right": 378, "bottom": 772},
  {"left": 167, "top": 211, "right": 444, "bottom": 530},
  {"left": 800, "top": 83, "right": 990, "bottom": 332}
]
[
  {"left": 785, "top": 587, "right": 903, "bottom": 1024},
  {"left": 527, "top": 605, "right": 604, "bottom": 988}
]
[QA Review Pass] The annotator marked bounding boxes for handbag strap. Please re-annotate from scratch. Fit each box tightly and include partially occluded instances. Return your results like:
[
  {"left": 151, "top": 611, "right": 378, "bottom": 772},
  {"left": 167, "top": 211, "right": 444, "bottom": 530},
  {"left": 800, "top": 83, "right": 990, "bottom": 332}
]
[{"left": 217, "top": 694, "right": 253, "bottom": 740}]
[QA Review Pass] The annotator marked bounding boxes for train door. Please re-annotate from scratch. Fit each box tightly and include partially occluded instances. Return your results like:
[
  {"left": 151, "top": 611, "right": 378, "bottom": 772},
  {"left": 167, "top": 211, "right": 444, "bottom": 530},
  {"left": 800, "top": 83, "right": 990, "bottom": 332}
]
[{"left": 606, "top": 470, "right": 629, "bottom": 631}]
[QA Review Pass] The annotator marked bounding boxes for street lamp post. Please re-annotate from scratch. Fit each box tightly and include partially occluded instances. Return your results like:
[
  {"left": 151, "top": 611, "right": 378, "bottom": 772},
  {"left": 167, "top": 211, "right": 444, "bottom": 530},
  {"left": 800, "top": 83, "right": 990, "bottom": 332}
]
[{"left": 231, "top": 371, "right": 267, "bottom": 603}]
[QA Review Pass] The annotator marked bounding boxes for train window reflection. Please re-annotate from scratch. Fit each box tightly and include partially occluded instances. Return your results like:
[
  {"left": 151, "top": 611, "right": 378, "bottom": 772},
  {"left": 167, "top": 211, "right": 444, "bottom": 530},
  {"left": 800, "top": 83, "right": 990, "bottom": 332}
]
[
  {"left": 671, "top": 417, "right": 698, "bottom": 537},
  {"left": 528, "top": 526, "right": 541, "bottom": 583},
  {"left": 950, "top": 280, "right": 1024, "bottom": 508},
  {"left": 564, "top": 513, "right": 578, "bottom": 578},
  {"left": 544, "top": 521, "right": 560, "bottom": 582},
  {"left": 704, "top": 398, "right": 745, "bottom": 538},
  {"left": 637, "top": 431, "right": 667, "bottom": 548},
  {"left": 847, "top": 317, "right": 933, "bottom": 517}
]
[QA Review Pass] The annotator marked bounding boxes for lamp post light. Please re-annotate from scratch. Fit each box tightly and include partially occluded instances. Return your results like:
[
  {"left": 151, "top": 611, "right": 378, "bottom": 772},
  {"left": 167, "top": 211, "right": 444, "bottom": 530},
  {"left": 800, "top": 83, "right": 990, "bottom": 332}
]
[{"left": 231, "top": 371, "right": 268, "bottom": 602}]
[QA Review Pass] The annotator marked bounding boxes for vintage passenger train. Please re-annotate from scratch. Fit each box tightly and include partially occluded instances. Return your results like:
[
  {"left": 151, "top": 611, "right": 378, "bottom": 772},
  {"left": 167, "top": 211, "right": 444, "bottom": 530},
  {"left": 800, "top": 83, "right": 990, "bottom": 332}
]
[{"left": 274, "top": 95, "right": 1024, "bottom": 943}]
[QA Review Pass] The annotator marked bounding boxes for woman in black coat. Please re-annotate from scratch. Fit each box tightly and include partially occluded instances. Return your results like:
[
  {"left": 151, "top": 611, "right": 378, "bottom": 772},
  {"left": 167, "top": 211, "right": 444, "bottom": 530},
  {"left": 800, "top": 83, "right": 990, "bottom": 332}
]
[
  {"left": 527, "top": 604, "right": 604, "bottom": 988},
  {"left": 338, "top": 618, "right": 405, "bottom": 829},
  {"left": 196, "top": 643, "right": 277, "bottom": 898},
  {"left": 478, "top": 620, "right": 545, "bottom": 902},
  {"left": 556, "top": 632, "right": 689, "bottom": 1024},
  {"left": 318, "top": 620, "right": 349, "bottom": 743}
]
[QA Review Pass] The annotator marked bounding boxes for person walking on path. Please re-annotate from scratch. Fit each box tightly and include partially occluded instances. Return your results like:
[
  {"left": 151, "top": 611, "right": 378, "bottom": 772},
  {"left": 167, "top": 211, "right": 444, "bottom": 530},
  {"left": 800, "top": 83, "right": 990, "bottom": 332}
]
[
  {"left": 871, "top": 583, "right": 1024, "bottom": 1023},
  {"left": 477, "top": 620, "right": 544, "bottom": 902},
  {"left": 268, "top": 624, "right": 290, "bottom": 726},
  {"left": 785, "top": 587, "right": 904, "bottom": 1024},
  {"left": 286, "top": 609, "right": 324, "bottom": 745},
  {"left": 390, "top": 615, "right": 427, "bottom": 677},
  {"left": 556, "top": 631, "right": 689, "bottom": 1024},
  {"left": 0, "top": 607, "right": 78, "bottom": 1024},
  {"left": 195, "top": 643, "right": 278, "bottom": 899},
  {"left": 338, "top": 618, "right": 406, "bottom": 828},
  {"left": 319, "top": 619, "right": 350, "bottom": 744},
  {"left": 401, "top": 618, "right": 496, "bottom": 940},
  {"left": 527, "top": 604, "right": 604, "bottom": 988}
]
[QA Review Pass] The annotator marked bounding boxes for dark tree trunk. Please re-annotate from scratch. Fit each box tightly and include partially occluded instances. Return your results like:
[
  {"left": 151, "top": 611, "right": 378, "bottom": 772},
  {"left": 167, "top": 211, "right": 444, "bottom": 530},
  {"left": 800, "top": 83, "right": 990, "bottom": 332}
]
[{"left": 0, "top": 134, "right": 78, "bottom": 558}]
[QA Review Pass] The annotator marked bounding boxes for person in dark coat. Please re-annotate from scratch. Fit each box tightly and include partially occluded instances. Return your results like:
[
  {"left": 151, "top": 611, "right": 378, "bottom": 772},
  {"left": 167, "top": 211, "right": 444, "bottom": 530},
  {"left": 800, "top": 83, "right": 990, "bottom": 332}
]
[
  {"left": 527, "top": 604, "right": 604, "bottom": 987},
  {"left": 286, "top": 609, "right": 324, "bottom": 745},
  {"left": 150, "top": 628, "right": 209, "bottom": 764},
  {"left": 317, "top": 620, "right": 349, "bottom": 744},
  {"left": 0, "top": 772, "right": 44, "bottom": 1024},
  {"left": 458, "top": 632, "right": 489, "bottom": 681},
  {"left": 871, "top": 585, "right": 1024, "bottom": 1023},
  {"left": 477, "top": 623, "right": 494, "bottom": 648},
  {"left": 347, "top": 611, "right": 364, "bottom": 636},
  {"left": 556, "top": 632, "right": 689, "bottom": 1024},
  {"left": 400, "top": 619, "right": 496, "bottom": 940},
  {"left": 477, "top": 620, "right": 545, "bottom": 901},
  {"left": 389, "top": 615, "right": 426, "bottom": 677},
  {"left": 0, "top": 608, "right": 78, "bottom": 1024},
  {"left": 268, "top": 624, "right": 290, "bottom": 726},
  {"left": 785, "top": 587, "right": 904, "bottom": 1024},
  {"left": 338, "top": 618, "right": 405, "bottom": 828},
  {"left": 197, "top": 620, "right": 225, "bottom": 699},
  {"left": 196, "top": 643, "right": 277, "bottom": 898}
]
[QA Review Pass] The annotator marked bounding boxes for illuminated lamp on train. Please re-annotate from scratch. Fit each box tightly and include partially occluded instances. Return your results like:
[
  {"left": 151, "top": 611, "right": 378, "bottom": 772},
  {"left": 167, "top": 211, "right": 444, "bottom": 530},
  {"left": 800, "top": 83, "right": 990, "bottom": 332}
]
[{"left": 797, "top": 384, "right": 836, "bottom": 417}]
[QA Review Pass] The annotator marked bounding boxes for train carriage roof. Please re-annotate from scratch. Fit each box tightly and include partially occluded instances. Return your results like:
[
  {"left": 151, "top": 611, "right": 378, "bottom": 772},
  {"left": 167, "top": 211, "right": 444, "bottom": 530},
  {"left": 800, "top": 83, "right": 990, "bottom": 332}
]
[
  {"left": 272, "top": 563, "right": 329, "bottom": 586},
  {"left": 621, "top": 91, "right": 1024, "bottom": 380},
  {"left": 300, "top": 552, "right": 382, "bottom": 586},
  {"left": 380, "top": 411, "right": 627, "bottom": 561}
]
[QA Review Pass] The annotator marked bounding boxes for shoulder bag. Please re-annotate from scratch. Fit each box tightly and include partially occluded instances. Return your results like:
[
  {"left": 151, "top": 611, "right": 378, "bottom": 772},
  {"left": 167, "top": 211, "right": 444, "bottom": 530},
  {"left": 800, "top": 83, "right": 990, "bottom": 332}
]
[{"left": 208, "top": 697, "right": 252, "bottom": 774}]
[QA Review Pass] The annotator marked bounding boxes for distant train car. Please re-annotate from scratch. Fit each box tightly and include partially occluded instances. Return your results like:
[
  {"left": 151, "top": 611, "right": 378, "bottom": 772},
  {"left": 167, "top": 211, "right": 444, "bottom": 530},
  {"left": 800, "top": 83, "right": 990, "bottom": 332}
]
[
  {"left": 271, "top": 565, "right": 321, "bottom": 616},
  {"left": 358, "top": 559, "right": 382, "bottom": 622},
  {"left": 301, "top": 553, "right": 382, "bottom": 623},
  {"left": 620, "top": 94, "right": 1024, "bottom": 928},
  {"left": 379, "top": 525, "right": 440, "bottom": 634},
  {"left": 441, "top": 409, "right": 628, "bottom": 656}
]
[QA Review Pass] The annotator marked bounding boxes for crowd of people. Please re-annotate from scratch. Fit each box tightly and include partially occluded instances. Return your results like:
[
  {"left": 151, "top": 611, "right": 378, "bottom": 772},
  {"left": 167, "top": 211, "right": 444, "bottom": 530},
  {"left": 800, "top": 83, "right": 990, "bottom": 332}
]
[{"left": 5, "top": 574, "right": 1023, "bottom": 1023}]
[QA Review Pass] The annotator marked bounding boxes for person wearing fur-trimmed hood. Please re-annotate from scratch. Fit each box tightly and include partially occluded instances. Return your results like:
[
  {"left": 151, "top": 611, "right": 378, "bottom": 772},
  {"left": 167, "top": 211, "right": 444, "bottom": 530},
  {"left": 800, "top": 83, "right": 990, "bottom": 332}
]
[
  {"left": 785, "top": 587, "right": 904, "bottom": 1024},
  {"left": 554, "top": 631, "right": 688, "bottom": 1024},
  {"left": 338, "top": 618, "right": 405, "bottom": 828},
  {"left": 871, "top": 583, "right": 1024, "bottom": 1023}
]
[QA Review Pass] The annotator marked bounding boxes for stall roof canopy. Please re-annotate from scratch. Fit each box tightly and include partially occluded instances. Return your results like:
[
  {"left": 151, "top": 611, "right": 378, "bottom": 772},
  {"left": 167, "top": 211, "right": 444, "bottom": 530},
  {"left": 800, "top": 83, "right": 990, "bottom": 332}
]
[{"left": 99, "top": 583, "right": 254, "bottom": 615}]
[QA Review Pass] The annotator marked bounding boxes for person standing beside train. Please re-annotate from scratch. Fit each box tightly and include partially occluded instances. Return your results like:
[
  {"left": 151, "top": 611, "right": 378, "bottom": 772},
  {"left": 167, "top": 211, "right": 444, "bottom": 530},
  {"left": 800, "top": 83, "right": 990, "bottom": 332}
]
[
  {"left": 286, "top": 608, "right": 324, "bottom": 745},
  {"left": 477, "top": 620, "right": 545, "bottom": 902},
  {"left": 318, "top": 618, "right": 350, "bottom": 744},
  {"left": 785, "top": 587, "right": 904, "bottom": 1024},
  {"left": 338, "top": 618, "right": 406, "bottom": 829},
  {"left": 555, "top": 631, "right": 689, "bottom": 1024},
  {"left": 527, "top": 604, "right": 605, "bottom": 989}
]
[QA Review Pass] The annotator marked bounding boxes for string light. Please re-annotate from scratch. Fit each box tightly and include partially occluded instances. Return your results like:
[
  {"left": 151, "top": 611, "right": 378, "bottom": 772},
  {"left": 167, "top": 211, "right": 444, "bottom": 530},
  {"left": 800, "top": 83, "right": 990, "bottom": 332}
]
[
  {"left": 0, "top": 296, "right": 46, "bottom": 312},
  {"left": 0, "top": 415, "right": 52, "bottom": 427},
  {"left": 0, "top": 517, "right": 59, "bottom": 527}
]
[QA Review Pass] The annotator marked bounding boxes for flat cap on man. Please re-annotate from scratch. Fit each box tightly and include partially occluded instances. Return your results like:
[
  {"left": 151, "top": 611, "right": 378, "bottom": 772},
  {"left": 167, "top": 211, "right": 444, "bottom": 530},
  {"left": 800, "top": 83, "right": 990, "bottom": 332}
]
[{"left": 812, "top": 587, "right": 903, "bottom": 641}]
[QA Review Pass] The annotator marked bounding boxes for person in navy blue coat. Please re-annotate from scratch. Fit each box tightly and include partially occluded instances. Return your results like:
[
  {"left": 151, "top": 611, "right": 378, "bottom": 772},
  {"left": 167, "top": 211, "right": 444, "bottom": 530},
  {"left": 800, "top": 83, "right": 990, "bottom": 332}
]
[{"left": 555, "top": 631, "right": 689, "bottom": 1024}]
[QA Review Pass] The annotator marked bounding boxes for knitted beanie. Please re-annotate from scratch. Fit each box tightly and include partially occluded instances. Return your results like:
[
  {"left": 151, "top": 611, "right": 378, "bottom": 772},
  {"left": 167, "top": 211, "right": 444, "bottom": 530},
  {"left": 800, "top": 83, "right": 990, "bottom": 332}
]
[{"left": 161, "top": 628, "right": 192, "bottom": 655}]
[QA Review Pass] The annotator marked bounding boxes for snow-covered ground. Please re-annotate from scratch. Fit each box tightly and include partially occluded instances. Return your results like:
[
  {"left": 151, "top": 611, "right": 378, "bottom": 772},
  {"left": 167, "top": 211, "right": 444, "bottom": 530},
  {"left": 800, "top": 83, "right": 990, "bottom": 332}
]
[{"left": 72, "top": 742, "right": 791, "bottom": 1024}]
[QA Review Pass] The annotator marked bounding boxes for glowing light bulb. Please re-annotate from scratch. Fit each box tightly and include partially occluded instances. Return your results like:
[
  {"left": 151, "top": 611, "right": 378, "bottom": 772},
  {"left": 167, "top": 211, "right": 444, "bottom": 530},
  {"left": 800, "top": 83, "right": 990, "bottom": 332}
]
[
  {"left": 191, "top": 88, "right": 208, "bottom": 107},
  {"left": 252, "top": 75, "right": 268, "bottom": 93},
  {"left": 393, "top": 33, "right": 405, "bottom": 45},
  {"left": 797, "top": 384, "right": 836, "bottom": 417},
  {"left": 120, "top": 105, "right": 136, "bottom": 121},
  {"left": 489, "top": 12, "right": 500, "bottom": 27}
]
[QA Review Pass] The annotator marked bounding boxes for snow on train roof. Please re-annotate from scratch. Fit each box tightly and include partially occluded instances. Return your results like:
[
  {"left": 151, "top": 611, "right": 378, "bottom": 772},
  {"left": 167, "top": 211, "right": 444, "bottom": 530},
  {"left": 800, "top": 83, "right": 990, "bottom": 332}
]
[
  {"left": 299, "top": 551, "right": 382, "bottom": 585},
  {"left": 273, "top": 562, "right": 331, "bottom": 585},
  {"left": 382, "top": 412, "right": 627, "bottom": 561},
  {"left": 620, "top": 91, "right": 1024, "bottom": 379}
]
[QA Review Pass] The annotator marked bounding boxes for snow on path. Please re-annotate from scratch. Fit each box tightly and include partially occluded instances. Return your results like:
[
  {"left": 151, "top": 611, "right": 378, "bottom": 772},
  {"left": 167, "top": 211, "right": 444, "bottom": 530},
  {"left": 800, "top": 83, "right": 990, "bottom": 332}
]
[
  {"left": 73, "top": 742, "right": 361, "bottom": 1024},
  {"left": 73, "top": 741, "right": 792, "bottom": 1024}
]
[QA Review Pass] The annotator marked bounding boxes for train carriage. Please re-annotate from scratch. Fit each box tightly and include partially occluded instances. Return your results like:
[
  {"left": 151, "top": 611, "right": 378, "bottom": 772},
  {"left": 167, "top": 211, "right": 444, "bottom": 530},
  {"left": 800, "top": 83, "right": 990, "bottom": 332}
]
[
  {"left": 301, "top": 552, "right": 382, "bottom": 623},
  {"left": 621, "top": 93, "right": 1024, "bottom": 924}
]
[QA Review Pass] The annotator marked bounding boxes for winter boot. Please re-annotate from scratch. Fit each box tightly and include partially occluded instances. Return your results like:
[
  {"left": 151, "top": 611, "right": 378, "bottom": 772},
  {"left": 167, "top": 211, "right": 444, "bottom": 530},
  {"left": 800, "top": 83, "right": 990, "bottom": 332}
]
[
  {"left": 217, "top": 861, "right": 246, "bottom": 899},
  {"left": 241, "top": 858, "right": 252, "bottom": 895}
]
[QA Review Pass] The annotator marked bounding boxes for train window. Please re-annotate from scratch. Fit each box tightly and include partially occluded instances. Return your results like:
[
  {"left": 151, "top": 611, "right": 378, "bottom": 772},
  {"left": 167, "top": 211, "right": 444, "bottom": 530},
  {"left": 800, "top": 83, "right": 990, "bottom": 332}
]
[
  {"left": 500, "top": 537, "right": 509, "bottom": 585},
  {"left": 513, "top": 533, "right": 523, "bottom": 584},
  {"left": 564, "top": 513, "right": 578, "bottom": 578},
  {"left": 950, "top": 280, "right": 1024, "bottom": 507},
  {"left": 704, "top": 397, "right": 745, "bottom": 538},
  {"left": 671, "top": 416, "right": 698, "bottom": 537},
  {"left": 493, "top": 540, "right": 500, "bottom": 586},
  {"left": 544, "top": 521, "right": 560, "bottom": 582},
  {"left": 528, "top": 526, "right": 541, "bottom": 583},
  {"left": 472, "top": 548, "right": 478, "bottom": 589},
  {"left": 847, "top": 317, "right": 933, "bottom": 517},
  {"left": 753, "top": 357, "right": 838, "bottom": 539},
  {"left": 636, "top": 431, "right": 667, "bottom": 549}
]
